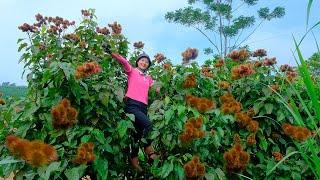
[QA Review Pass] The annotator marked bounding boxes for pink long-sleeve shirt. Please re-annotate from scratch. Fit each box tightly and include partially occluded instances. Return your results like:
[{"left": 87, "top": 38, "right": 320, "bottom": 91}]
[{"left": 111, "top": 53, "right": 154, "bottom": 105}]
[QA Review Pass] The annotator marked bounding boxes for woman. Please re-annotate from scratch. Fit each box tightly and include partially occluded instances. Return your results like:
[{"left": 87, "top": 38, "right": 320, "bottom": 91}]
[{"left": 103, "top": 44, "right": 160, "bottom": 172}]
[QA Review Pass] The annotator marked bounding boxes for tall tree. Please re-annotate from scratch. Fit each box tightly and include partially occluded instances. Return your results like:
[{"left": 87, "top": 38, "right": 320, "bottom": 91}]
[{"left": 165, "top": 0, "right": 285, "bottom": 57}]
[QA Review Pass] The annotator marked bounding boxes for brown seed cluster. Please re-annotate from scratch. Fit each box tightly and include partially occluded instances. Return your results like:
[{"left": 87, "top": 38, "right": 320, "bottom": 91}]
[
  {"left": 200, "top": 66, "right": 214, "bottom": 78},
  {"left": 81, "top": 9, "right": 92, "bottom": 17},
  {"left": 263, "top": 57, "right": 277, "bottom": 66},
  {"left": 184, "top": 156, "right": 205, "bottom": 180},
  {"left": 75, "top": 62, "right": 102, "bottom": 79},
  {"left": 235, "top": 112, "right": 259, "bottom": 133},
  {"left": 51, "top": 98, "right": 78, "bottom": 129},
  {"left": 185, "top": 94, "right": 216, "bottom": 113},
  {"left": 286, "top": 71, "right": 298, "bottom": 82},
  {"left": 272, "top": 152, "right": 283, "bottom": 161},
  {"left": 282, "top": 123, "right": 312, "bottom": 141},
  {"left": 163, "top": 63, "right": 172, "bottom": 70},
  {"left": 252, "top": 49, "right": 267, "bottom": 57},
  {"left": 254, "top": 60, "right": 263, "bottom": 67},
  {"left": 223, "top": 144, "right": 250, "bottom": 173},
  {"left": 246, "top": 133, "right": 256, "bottom": 145},
  {"left": 231, "top": 64, "right": 255, "bottom": 80},
  {"left": 215, "top": 59, "right": 225, "bottom": 68},
  {"left": 280, "top": 64, "right": 294, "bottom": 72},
  {"left": 96, "top": 27, "right": 110, "bottom": 35},
  {"left": 218, "top": 81, "right": 230, "bottom": 90},
  {"left": 227, "top": 49, "right": 249, "bottom": 62},
  {"left": 179, "top": 117, "right": 205, "bottom": 142},
  {"left": 270, "top": 84, "right": 279, "bottom": 92},
  {"left": 233, "top": 133, "right": 241, "bottom": 144},
  {"left": 6, "top": 135, "right": 57, "bottom": 167},
  {"left": 0, "top": 98, "right": 5, "bottom": 105},
  {"left": 19, "top": 13, "right": 75, "bottom": 34},
  {"left": 133, "top": 41, "right": 144, "bottom": 49},
  {"left": 64, "top": 33, "right": 80, "bottom": 42},
  {"left": 108, "top": 22, "right": 122, "bottom": 35},
  {"left": 73, "top": 142, "right": 96, "bottom": 164},
  {"left": 183, "top": 74, "right": 197, "bottom": 88},
  {"left": 154, "top": 53, "right": 166, "bottom": 63},
  {"left": 219, "top": 93, "right": 242, "bottom": 114},
  {"left": 182, "top": 48, "right": 198, "bottom": 64}
]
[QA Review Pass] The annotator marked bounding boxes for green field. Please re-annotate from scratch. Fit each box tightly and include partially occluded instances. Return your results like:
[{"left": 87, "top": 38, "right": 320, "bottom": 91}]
[{"left": 0, "top": 85, "right": 27, "bottom": 98}]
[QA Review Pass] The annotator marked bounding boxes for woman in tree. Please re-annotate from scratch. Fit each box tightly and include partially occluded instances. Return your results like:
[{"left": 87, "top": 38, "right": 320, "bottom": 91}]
[{"left": 103, "top": 44, "right": 160, "bottom": 172}]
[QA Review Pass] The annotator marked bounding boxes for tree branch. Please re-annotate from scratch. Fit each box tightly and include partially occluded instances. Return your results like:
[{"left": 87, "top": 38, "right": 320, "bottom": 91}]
[
  {"left": 194, "top": 26, "right": 221, "bottom": 55},
  {"left": 235, "top": 20, "right": 264, "bottom": 48}
]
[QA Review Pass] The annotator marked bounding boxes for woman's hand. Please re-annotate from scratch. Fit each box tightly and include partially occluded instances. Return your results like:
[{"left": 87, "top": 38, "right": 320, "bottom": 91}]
[{"left": 156, "top": 86, "right": 160, "bottom": 93}]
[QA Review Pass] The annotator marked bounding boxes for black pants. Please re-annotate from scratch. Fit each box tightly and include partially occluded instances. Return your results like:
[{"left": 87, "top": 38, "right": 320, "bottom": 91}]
[{"left": 124, "top": 98, "right": 153, "bottom": 158}]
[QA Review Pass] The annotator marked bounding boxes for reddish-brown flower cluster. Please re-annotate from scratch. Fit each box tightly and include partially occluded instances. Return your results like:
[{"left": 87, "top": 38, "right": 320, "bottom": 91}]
[
  {"left": 231, "top": 64, "right": 255, "bottom": 80},
  {"left": 64, "top": 33, "right": 80, "bottom": 42},
  {"left": 227, "top": 49, "right": 249, "bottom": 61},
  {"left": 215, "top": 59, "right": 225, "bottom": 68},
  {"left": 185, "top": 94, "right": 216, "bottom": 113},
  {"left": 254, "top": 60, "right": 263, "bottom": 67},
  {"left": 0, "top": 98, "right": 5, "bottom": 105},
  {"left": 286, "top": 71, "right": 298, "bottom": 82},
  {"left": 18, "top": 23, "right": 37, "bottom": 32},
  {"left": 133, "top": 41, "right": 144, "bottom": 49},
  {"left": 73, "top": 142, "right": 96, "bottom": 164},
  {"left": 282, "top": 123, "right": 312, "bottom": 141},
  {"left": 81, "top": 9, "right": 92, "bottom": 17},
  {"left": 184, "top": 156, "right": 205, "bottom": 179},
  {"left": 219, "top": 93, "right": 242, "bottom": 114},
  {"left": 182, "top": 48, "right": 198, "bottom": 64},
  {"left": 270, "top": 84, "right": 279, "bottom": 92},
  {"left": 183, "top": 74, "right": 197, "bottom": 88},
  {"left": 218, "top": 81, "right": 230, "bottom": 90},
  {"left": 263, "top": 57, "right": 277, "bottom": 66},
  {"left": 96, "top": 27, "right": 110, "bottom": 35},
  {"left": 19, "top": 14, "right": 75, "bottom": 34},
  {"left": 233, "top": 133, "right": 241, "bottom": 144},
  {"left": 179, "top": 117, "right": 205, "bottom": 142},
  {"left": 108, "top": 22, "right": 122, "bottom": 35},
  {"left": 154, "top": 53, "right": 166, "bottom": 63},
  {"left": 235, "top": 112, "right": 259, "bottom": 133},
  {"left": 223, "top": 144, "right": 250, "bottom": 173},
  {"left": 6, "top": 135, "right": 57, "bottom": 167},
  {"left": 75, "top": 61, "right": 102, "bottom": 79},
  {"left": 79, "top": 41, "right": 87, "bottom": 49},
  {"left": 246, "top": 108, "right": 255, "bottom": 117},
  {"left": 200, "top": 67, "right": 214, "bottom": 78},
  {"left": 252, "top": 49, "right": 267, "bottom": 57},
  {"left": 163, "top": 63, "right": 172, "bottom": 70},
  {"left": 272, "top": 152, "right": 283, "bottom": 161},
  {"left": 51, "top": 98, "right": 78, "bottom": 129},
  {"left": 246, "top": 133, "right": 256, "bottom": 145},
  {"left": 280, "top": 64, "right": 294, "bottom": 72}
]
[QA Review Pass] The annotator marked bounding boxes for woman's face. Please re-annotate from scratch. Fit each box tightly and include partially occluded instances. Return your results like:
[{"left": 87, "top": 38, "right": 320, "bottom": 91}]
[{"left": 137, "top": 57, "right": 149, "bottom": 70}]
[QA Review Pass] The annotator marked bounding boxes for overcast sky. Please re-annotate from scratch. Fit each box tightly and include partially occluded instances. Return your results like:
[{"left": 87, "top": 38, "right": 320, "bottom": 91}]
[{"left": 0, "top": 0, "right": 319, "bottom": 85}]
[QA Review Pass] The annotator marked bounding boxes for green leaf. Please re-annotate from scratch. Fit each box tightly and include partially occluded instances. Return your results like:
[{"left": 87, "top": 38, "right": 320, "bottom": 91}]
[
  {"left": 259, "top": 137, "right": 268, "bottom": 151},
  {"left": 38, "top": 162, "right": 61, "bottom": 180},
  {"left": 94, "top": 157, "right": 108, "bottom": 179},
  {"left": 93, "top": 129, "right": 106, "bottom": 144},
  {"left": 160, "top": 162, "right": 174, "bottom": 178},
  {"left": 177, "top": 105, "right": 186, "bottom": 116},
  {"left": 174, "top": 165, "right": 184, "bottom": 180},
  {"left": 0, "top": 157, "right": 23, "bottom": 165},
  {"left": 117, "top": 120, "right": 128, "bottom": 138},
  {"left": 164, "top": 109, "right": 174, "bottom": 124},
  {"left": 64, "top": 165, "right": 87, "bottom": 180},
  {"left": 18, "top": 43, "right": 28, "bottom": 52},
  {"left": 264, "top": 103, "right": 273, "bottom": 114}
]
